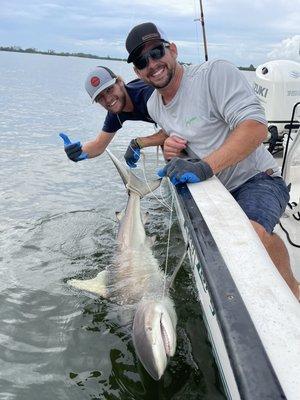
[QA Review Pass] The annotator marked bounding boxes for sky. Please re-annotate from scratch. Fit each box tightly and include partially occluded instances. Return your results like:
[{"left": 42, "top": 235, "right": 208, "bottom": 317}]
[{"left": 0, "top": 0, "right": 299, "bottom": 67}]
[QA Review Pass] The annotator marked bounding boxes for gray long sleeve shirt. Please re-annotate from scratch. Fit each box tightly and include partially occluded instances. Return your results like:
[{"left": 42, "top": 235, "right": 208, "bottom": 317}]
[{"left": 147, "top": 59, "right": 280, "bottom": 191}]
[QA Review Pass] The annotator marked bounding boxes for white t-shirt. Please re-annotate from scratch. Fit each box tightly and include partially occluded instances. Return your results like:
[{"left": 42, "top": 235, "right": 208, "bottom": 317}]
[{"left": 147, "top": 59, "right": 280, "bottom": 191}]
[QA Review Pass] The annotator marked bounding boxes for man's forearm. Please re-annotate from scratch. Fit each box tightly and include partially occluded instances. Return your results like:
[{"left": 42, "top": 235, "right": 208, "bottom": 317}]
[
  {"left": 82, "top": 131, "right": 115, "bottom": 158},
  {"left": 203, "top": 120, "right": 268, "bottom": 174},
  {"left": 136, "top": 129, "right": 168, "bottom": 148}
]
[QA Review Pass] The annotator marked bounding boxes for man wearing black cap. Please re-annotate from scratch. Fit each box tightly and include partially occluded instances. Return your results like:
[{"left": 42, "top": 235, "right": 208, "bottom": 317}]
[
  {"left": 60, "top": 65, "right": 167, "bottom": 168},
  {"left": 125, "top": 22, "right": 299, "bottom": 299}
]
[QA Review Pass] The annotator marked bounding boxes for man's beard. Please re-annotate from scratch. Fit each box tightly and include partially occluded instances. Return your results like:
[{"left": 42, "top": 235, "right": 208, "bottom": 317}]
[
  {"left": 147, "top": 65, "right": 174, "bottom": 89},
  {"left": 110, "top": 92, "right": 126, "bottom": 114}
]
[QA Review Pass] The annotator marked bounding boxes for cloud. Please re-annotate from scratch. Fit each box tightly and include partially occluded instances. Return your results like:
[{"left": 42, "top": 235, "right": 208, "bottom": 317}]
[
  {"left": 0, "top": 1, "right": 65, "bottom": 21},
  {"left": 1, "top": 0, "right": 300, "bottom": 66},
  {"left": 268, "top": 36, "right": 300, "bottom": 61},
  {"left": 73, "top": 37, "right": 126, "bottom": 59}
]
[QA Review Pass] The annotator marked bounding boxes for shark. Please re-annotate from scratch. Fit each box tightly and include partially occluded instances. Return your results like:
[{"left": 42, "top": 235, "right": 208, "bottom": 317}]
[{"left": 68, "top": 149, "right": 178, "bottom": 380}]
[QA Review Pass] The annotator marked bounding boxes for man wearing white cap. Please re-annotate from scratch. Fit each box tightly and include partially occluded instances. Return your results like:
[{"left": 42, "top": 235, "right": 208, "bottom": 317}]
[{"left": 60, "top": 65, "right": 167, "bottom": 167}]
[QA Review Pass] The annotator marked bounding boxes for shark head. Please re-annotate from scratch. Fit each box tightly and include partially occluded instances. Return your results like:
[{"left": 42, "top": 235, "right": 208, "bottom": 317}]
[{"left": 132, "top": 297, "right": 177, "bottom": 380}]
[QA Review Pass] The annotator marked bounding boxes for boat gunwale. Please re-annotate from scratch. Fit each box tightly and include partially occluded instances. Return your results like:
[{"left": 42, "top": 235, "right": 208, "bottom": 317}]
[{"left": 174, "top": 183, "right": 286, "bottom": 400}]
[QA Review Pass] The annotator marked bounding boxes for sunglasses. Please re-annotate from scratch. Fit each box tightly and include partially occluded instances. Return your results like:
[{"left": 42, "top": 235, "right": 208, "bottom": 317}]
[{"left": 133, "top": 43, "right": 169, "bottom": 70}]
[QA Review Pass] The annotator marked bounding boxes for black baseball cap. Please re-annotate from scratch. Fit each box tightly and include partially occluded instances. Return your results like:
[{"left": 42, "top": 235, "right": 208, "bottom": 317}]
[{"left": 126, "top": 22, "right": 169, "bottom": 63}]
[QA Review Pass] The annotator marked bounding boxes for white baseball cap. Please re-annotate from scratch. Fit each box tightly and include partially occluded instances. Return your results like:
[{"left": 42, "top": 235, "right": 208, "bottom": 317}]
[{"left": 85, "top": 66, "right": 117, "bottom": 103}]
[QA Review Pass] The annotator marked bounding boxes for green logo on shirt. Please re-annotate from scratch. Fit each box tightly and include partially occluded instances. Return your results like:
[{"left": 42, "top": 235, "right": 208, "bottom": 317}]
[{"left": 185, "top": 116, "right": 200, "bottom": 126}]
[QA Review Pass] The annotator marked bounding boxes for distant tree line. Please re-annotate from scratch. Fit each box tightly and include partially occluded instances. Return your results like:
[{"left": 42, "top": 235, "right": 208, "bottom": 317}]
[
  {"left": 0, "top": 45, "right": 126, "bottom": 62},
  {"left": 0, "top": 45, "right": 257, "bottom": 70}
]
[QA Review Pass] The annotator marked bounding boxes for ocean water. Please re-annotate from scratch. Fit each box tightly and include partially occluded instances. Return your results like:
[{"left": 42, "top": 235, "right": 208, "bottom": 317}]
[{"left": 0, "top": 51, "right": 254, "bottom": 399}]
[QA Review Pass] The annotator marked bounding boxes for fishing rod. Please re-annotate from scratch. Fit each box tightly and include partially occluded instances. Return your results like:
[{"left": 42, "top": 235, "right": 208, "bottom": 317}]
[{"left": 194, "top": 0, "right": 208, "bottom": 61}]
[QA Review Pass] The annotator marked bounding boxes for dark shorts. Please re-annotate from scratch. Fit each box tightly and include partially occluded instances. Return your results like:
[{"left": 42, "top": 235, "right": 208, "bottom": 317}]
[{"left": 230, "top": 172, "right": 290, "bottom": 233}]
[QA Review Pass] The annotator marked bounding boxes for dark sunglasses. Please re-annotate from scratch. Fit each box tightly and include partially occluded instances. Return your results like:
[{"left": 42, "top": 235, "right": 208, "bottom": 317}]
[{"left": 133, "top": 43, "right": 169, "bottom": 70}]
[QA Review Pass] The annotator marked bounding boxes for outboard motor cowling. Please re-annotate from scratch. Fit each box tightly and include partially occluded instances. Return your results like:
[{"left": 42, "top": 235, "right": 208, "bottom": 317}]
[{"left": 254, "top": 60, "right": 300, "bottom": 137}]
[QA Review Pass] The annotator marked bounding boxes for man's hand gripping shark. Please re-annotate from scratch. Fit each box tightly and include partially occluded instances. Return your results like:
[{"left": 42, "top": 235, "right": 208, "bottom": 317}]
[{"left": 68, "top": 149, "right": 182, "bottom": 380}]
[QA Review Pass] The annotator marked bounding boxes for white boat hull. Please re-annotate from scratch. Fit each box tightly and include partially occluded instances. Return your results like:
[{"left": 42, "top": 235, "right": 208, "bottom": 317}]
[{"left": 171, "top": 175, "right": 300, "bottom": 399}]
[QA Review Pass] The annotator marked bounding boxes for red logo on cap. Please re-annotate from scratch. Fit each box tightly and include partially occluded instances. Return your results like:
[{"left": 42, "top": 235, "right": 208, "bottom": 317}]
[{"left": 91, "top": 76, "right": 100, "bottom": 87}]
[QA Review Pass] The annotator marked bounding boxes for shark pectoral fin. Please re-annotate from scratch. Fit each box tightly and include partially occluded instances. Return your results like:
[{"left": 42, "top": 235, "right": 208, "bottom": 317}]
[{"left": 68, "top": 270, "right": 109, "bottom": 297}]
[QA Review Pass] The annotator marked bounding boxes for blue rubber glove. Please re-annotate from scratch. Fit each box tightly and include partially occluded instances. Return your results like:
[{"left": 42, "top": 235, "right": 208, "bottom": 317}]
[
  {"left": 59, "top": 132, "right": 88, "bottom": 162},
  {"left": 157, "top": 157, "right": 213, "bottom": 186},
  {"left": 124, "top": 138, "right": 141, "bottom": 168}
]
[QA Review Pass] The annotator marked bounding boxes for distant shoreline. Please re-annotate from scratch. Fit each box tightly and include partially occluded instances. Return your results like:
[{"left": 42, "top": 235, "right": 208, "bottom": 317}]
[
  {"left": 0, "top": 46, "right": 256, "bottom": 71},
  {"left": 0, "top": 46, "right": 126, "bottom": 62}
]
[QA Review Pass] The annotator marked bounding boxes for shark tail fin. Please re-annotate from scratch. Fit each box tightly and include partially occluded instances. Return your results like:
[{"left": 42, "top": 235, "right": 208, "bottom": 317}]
[{"left": 106, "top": 148, "right": 161, "bottom": 198}]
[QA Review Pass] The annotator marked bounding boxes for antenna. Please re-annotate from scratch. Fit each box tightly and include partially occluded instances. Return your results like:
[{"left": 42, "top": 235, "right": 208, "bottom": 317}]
[{"left": 194, "top": 0, "right": 208, "bottom": 61}]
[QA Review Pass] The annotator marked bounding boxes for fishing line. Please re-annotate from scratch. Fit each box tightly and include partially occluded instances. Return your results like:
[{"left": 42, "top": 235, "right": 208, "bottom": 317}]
[
  {"left": 137, "top": 149, "right": 177, "bottom": 295},
  {"left": 139, "top": 150, "right": 173, "bottom": 211},
  {"left": 131, "top": 147, "right": 176, "bottom": 296},
  {"left": 162, "top": 190, "right": 175, "bottom": 298}
]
